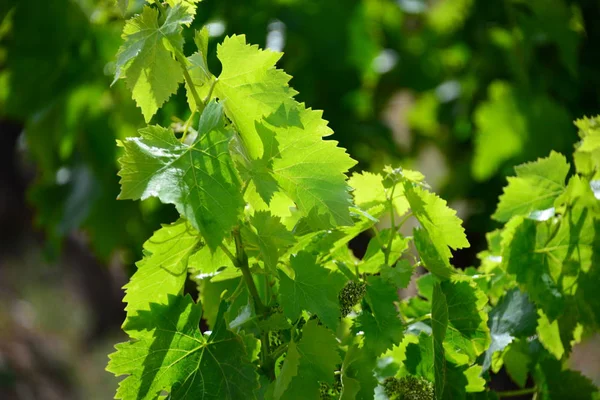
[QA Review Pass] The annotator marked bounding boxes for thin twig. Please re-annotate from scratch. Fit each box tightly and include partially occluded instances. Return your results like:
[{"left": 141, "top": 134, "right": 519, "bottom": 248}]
[
  {"left": 233, "top": 227, "right": 267, "bottom": 316},
  {"left": 176, "top": 53, "right": 204, "bottom": 114},
  {"left": 497, "top": 387, "right": 537, "bottom": 398}
]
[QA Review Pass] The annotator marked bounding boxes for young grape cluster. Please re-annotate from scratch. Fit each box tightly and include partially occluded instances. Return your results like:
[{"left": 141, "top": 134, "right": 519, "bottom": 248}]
[
  {"left": 383, "top": 376, "right": 434, "bottom": 400},
  {"left": 319, "top": 377, "right": 342, "bottom": 399},
  {"left": 338, "top": 281, "right": 367, "bottom": 316}
]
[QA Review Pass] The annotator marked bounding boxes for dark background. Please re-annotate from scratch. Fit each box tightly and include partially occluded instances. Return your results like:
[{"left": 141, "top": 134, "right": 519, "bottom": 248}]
[{"left": 1, "top": 0, "right": 599, "bottom": 398}]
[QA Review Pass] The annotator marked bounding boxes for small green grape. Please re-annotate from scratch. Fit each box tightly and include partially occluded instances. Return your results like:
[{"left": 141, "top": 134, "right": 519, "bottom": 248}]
[
  {"left": 383, "top": 375, "right": 434, "bottom": 400},
  {"left": 339, "top": 281, "right": 367, "bottom": 316}
]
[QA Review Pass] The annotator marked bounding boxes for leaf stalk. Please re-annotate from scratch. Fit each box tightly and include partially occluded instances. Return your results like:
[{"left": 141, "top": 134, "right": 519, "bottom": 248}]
[{"left": 497, "top": 387, "right": 537, "bottom": 398}]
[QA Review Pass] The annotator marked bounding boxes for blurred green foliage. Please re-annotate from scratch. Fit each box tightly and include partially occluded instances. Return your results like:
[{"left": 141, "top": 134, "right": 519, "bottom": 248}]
[{"left": 1, "top": 0, "right": 599, "bottom": 264}]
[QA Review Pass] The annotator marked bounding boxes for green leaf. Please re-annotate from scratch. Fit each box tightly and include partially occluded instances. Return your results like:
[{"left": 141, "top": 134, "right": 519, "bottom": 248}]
[
  {"left": 117, "top": 101, "right": 244, "bottom": 250},
  {"left": 536, "top": 358, "right": 598, "bottom": 400},
  {"left": 242, "top": 211, "right": 294, "bottom": 273},
  {"left": 405, "top": 183, "right": 469, "bottom": 253},
  {"left": 503, "top": 340, "right": 531, "bottom": 388},
  {"left": 472, "top": 82, "right": 526, "bottom": 181},
  {"left": 107, "top": 296, "right": 259, "bottom": 399},
  {"left": 273, "top": 341, "right": 301, "bottom": 400},
  {"left": 405, "top": 333, "right": 435, "bottom": 382},
  {"left": 482, "top": 288, "right": 537, "bottom": 371},
  {"left": 355, "top": 276, "right": 404, "bottom": 356},
  {"left": 432, "top": 283, "right": 448, "bottom": 400},
  {"left": 442, "top": 362, "right": 486, "bottom": 399},
  {"left": 280, "top": 320, "right": 342, "bottom": 399},
  {"left": 285, "top": 205, "right": 382, "bottom": 263},
  {"left": 188, "top": 240, "right": 237, "bottom": 280},
  {"left": 440, "top": 277, "right": 490, "bottom": 365},
  {"left": 381, "top": 259, "right": 415, "bottom": 289},
  {"left": 165, "top": 0, "right": 202, "bottom": 16},
  {"left": 197, "top": 277, "right": 240, "bottom": 329},
  {"left": 574, "top": 115, "right": 600, "bottom": 178},
  {"left": 536, "top": 309, "right": 564, "bottom": 360},
  {"left": 117, "top": 0, "right": 128, "bottom": 15},
  {"left": 493, "top": 152, "right": 570, "bottom": 222},
  {"left": 209, "top": 35, "right": 356, "bottom": 228},
  {"left": 184, "top": 27, "right": 212, "bottom": 111},
  {"left": 348, "top": 171, "right": 387, "bottom": 210},
  {"left": 278, "top": 251, "right": 346, "bottom": 331},
  {"left": 255, "top": 103, "right": 357, "bottom": 229},
  {"left": 123, "top": 219, "right": 200, "bottom": 320},
  {"left": 185, "top": 52, "right": 213, "bottom": 111},
  {"left": 360, "top": 229, "right": 409, "bottom": 273},
  {"left": 212, "top": 35, "right": 297, "bottom": 159},
  {"left": 114, "top": 5, "right": 191, "bottom": 121},
  {"left": 517, "top": 0, "right": 581, "bottom": 76},
  {"left": 502, "top": 199, "right": 596, "bottom": 321},
  {"left": 348, "top": 170, "right": 410, "bottom": 217},
  {"left": 413, "top": 228, "right": 456, "bottom": 280},
  {"left": 340, "top": 340, "right": 378, "bottom": 400}
]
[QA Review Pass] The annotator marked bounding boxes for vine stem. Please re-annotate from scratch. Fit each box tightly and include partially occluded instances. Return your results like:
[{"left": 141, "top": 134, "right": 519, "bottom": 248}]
[
  {"left": 176, "top": 52, "right": 204, "bottom": 114},
  {"left": 232, "top": 227, "right": 268, "bottom": 316},
  {"left": 180, "top": 110, "right": 196, "bottom": 143},
  {"left": 383, "top": 184, "right": 397, "bottom": 267},
  {"left": 497, "top": 387, "right": 537, "bottom": 398},
  {"left": 203, "top": 78, "right": 218, "bottom": 105},
  {"left": 270, "top": 343, "right": 288, "bottom": 361},
  {"left": 407, "top": 313, "right": 431, "bottom": 324}
]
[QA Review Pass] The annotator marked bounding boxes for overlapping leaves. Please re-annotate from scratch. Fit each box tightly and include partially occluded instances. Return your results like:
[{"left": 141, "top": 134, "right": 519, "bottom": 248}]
[
  {"left": 118, "top": 101, "right": 244, "bottom": 250},
  {"left": 113, "top": 4, "right": 192, "bottom": 121},
  {"left": 108, "top": 296, "right": 258, "bottom": 399}
]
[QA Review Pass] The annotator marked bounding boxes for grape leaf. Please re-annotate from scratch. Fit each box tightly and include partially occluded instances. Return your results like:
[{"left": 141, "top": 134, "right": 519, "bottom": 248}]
[
  {"left": 493, "top": 151, "right": 570, "bottom": 222},
  {"left": 381, "top": 259, "right": 415, "bottom": 289},
  {"left": 242, "top": 211, "right": 294, "bottom": 273},
  {"left": 211, "top": 35, "right": 297, "bottom": 159},
  {"left": 360, "top": 229, "right": 409, "bottom": 273},
  {"left": 273, "top": 341, "right": 300, "bottom": 400},
  {"left": 165, "top": 0, "right": 202, "bottom": 16},
  {"left": 123, "top": 219, "right": 200, "bottom": 320},
  {"left": 503, "top": 340, "right": 531, "bottom": 387},
  {"left": 278, "top": 251, "right": 346, "bottom": 331},
  {"left": 405, "top": 183, "right": 469, "bottom": 253},
  {"left": 536, "top": 309, "right": 565, "bottom": 360},
  {"left": 348, "top": 171, "right": 386, "bottom": 210},
  {"left": 197, "top": 278, "right": 240, "bottom": 329},
  {"left": 255, "top": 103, "right": 357, "bottom": 229},
  {"left": 184, "top": 27, "right": 212, "bottom": 111},
  {"left": 441, "top": 277, "right": 490, "bottom": 365},
  {"left": 114, "top": 5, "right": 191, "bottom": 121},
  {"left": 188, "top": 240, "right": 237, "bottom": 280},
  {"left": 108, "top": 296, "right": 259, "bottom": 399},
  {"left": 573, "top": 115, "right": 600, "bottom": 178},
  {"left": 482, "top": 288, "right": 537, "bottom": 371},
  {"left": 432, "top": 283, "right": 448, "bottom": 400},
  {"left": 117, "top": 101, "right": 244, "bottom": 250},
  {"left": 405, "top": 333, "right": 435, "bottom": 382},
  {"left": 355, "top": 276, "right": 404, "bottom": 356},
  {"left": 502, "top": 202, "right": 595, "bottom": 321},
  {"left": 280, "top": 320, "right": 342, "bottom": 399},
  {"left": 348, "top": 170, "right": 409, "bottom": 216},
  {"left": 537, "top": 357, "right": 598, "bottom": 400},
  {"left": 206, "top": 36, "right": 356, "bottom": 228},
  {"left": 441, "top": 363, "right": 486, "bottom": 399},
  {"left": 472, "top": 82, "right": 526, "bottom": 181},
  {"left": 340, "top": 340, "right": 378, "bottom": 400},
  {"left": 413, "top": 228, "right": 456, "bottom": 280}
]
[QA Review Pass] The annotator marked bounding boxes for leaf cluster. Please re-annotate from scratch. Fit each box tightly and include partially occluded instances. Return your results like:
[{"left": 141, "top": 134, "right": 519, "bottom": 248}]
[{"left": 106, "top": 2, "right": 600, "bottom": 399}]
